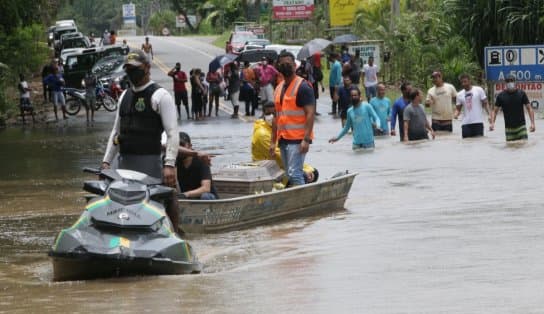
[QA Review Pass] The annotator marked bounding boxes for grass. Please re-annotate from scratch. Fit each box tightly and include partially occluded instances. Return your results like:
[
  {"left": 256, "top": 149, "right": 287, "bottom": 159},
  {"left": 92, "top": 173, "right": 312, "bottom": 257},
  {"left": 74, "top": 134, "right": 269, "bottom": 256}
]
[{"left": 212, "top": 31, "right": 230, "bottom": 50}]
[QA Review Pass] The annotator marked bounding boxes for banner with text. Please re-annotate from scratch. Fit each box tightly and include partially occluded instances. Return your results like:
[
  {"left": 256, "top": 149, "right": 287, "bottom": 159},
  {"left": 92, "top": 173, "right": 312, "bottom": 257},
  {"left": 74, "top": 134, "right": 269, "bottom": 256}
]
[
  {"left": 329, "top": 0, "right": 359, "bottom": 27},
  {"left": 272, "top": 0, "right": 314, "bottom": 20},
  {"left": 349, "top": 43, "right": 381, "bottom": 69}
]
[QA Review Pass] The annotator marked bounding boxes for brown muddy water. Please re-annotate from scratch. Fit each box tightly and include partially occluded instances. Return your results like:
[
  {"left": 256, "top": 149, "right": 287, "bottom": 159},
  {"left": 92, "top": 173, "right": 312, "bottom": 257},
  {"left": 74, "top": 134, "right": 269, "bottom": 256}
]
[{"left": 1, "top": 115, "right": 543, "bottom": 314}]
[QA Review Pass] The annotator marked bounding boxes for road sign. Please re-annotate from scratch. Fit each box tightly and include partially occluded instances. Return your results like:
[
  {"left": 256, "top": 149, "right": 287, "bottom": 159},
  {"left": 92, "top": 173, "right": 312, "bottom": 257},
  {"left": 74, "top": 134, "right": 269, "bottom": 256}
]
[
  {"left": 485, "top": 45, "right": 544, "bottom": 82},
  {"left": 122, "top": 3, "right": 136, "bottom": 25}
]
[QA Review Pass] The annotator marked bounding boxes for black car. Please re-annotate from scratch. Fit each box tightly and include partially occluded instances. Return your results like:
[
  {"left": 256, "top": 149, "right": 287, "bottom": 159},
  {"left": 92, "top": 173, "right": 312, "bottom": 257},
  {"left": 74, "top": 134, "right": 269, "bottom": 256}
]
[
  {"left": 63, "top": 45, "right": 128, "bottom": 88},
  {"left": 92, "top": 55, "right": 129, "bottom": 89}
]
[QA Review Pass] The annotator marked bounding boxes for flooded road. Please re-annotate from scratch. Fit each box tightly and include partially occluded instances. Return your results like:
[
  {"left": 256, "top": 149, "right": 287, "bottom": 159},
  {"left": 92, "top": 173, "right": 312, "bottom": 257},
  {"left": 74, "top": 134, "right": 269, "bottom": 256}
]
[
  {"left": 1, "top": 111, "right": 544, "bottom": 313},
  {"left": 2, "top": 36, "right": 544, "bottom": 313}
]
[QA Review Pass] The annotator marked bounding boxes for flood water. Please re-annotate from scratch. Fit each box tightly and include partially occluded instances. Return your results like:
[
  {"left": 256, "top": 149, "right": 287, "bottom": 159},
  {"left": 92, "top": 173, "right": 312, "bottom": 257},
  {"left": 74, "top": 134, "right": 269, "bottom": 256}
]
[{"left": 1, "top": 113, "right": 543, "bottom": 313}]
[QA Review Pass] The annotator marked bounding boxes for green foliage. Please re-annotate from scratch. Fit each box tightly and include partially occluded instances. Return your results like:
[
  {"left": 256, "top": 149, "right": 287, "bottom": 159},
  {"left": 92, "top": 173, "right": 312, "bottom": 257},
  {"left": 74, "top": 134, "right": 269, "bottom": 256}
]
[
  {"left": 56, "top": 0, "right": 120, "bottom": 35},
  {"left": 445, "top": 0, "right": 544, "bottom": 67},
  {"left": 351, "top": 0, "right": 480, "bottom": 88},
  {"left": 0, "top": 23, "right": 50, "bottom": 119},
  {"left": 0, "top": 24, "right": 50, "bottom": 76},
  {"left": 149, "top": 9, "right": 177, "bottom": 34}
]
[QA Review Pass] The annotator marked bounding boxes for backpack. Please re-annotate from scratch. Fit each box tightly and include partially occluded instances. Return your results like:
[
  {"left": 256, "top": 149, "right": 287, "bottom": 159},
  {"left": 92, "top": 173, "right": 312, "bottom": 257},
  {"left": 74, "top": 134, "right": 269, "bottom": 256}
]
[
  {"left": 18, "top": 82, "right": 25, "bottom": 94},
  {"left": 313, "top": 66, "right": 323, "bottom": 82}
]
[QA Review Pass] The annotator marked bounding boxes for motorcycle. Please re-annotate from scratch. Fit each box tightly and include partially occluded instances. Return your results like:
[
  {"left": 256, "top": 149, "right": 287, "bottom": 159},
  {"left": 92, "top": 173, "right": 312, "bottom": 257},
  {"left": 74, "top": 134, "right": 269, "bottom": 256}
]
[
  {"left": 49, "top": 168, "right": 202, "bottom": 281},
  {"left": 65, "top": 80, "right": 117, "bottom": 116}
]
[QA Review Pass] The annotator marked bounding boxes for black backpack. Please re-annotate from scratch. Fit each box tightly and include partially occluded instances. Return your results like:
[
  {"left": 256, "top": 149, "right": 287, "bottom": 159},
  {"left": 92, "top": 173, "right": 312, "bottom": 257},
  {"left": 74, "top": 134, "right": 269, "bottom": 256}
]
[
  {"left": 313, "top": 66, "right": 323, "bottom": 82},
  {"left": 18, "top": 82, "right": 25, "bottom": 94}
]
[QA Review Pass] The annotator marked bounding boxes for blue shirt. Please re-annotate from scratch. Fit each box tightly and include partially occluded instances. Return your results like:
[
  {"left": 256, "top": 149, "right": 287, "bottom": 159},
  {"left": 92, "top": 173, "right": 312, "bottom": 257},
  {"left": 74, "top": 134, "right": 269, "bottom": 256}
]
[
  {"left": 329, "top": 60, "right": 342, "bottom": 87},
  {"left": 390, "top": 96, "right": 409, "bottom": 132},
  {"left": 337, "top": 84, "right": 356, "bottom": 112},
  {"left": 370, "top": 96, "right": 391, "bottom": 133},
  {"left": 43, "top": 74, "right": 64, "bottom": 92},
  {"left": 336, "top": 102, "right": 381, "bottom": 146}
]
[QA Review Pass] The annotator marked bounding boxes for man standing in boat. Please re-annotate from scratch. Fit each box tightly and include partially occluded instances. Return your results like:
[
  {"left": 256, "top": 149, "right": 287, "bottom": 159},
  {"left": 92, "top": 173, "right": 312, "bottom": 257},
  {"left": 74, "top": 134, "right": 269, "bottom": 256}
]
[
  {"left": 101, "top": 49, "right": 180, "bottom": 230},
  {"left": 270, "top": 51, "right": 316, "bottom": 186}
]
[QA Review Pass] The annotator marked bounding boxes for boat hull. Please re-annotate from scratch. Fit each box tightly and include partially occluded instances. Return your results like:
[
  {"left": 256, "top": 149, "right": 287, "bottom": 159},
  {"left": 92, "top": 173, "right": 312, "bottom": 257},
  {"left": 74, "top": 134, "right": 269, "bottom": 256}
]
[
  {"left": 179, "top": 172, "right": 357, "bottom": 233},
  {"left": 50, "top": 252, "right": 201, "bottom": 281}
]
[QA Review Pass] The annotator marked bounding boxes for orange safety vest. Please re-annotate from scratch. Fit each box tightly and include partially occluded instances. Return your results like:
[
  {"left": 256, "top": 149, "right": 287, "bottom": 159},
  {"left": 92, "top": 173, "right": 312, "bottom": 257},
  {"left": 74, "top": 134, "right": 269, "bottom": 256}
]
[{"left": 274, "top": 76, "right": 314, "bottom": 141}]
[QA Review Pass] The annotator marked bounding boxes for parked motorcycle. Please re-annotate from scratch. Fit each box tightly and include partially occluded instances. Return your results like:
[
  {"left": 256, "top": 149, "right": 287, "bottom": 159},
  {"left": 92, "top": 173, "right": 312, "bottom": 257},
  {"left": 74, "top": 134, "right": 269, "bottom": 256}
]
[{"left": 65, "top": 80, "right": 117, "bottom": 115}]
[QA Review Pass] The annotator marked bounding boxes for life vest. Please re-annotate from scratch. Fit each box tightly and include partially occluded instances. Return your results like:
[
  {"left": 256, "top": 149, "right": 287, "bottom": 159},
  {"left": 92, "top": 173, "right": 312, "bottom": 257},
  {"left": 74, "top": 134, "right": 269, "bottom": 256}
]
[
  {"left": 274, "top": 76, "right": 313, "bottom": 141},
  {"left": 118, "top": 83, "right": 163, "bottom": 155}
]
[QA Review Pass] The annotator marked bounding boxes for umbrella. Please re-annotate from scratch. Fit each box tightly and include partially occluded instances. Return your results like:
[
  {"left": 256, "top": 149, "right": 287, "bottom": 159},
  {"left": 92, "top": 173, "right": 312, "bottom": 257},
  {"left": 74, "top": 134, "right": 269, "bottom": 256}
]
[
  {"left": 236, "top": 49, "right": 278, "bottom": 63},
  {"left": 296, "top": 38, "right": 332, "bottom": 61},
  {"left": 208, "top": 53, "right": 238, "bottom": 72},
  {"left": 332, "top": 34, "right": 360, "bottom": 44}
]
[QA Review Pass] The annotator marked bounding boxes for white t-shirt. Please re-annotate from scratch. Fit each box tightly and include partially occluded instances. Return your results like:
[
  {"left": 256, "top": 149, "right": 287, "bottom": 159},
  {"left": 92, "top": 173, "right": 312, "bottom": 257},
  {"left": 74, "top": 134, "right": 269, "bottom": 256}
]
[
  {"left": 20, "top": 81, "right": 30, "bottom": 98},
  {"left": 456, "top": 86, "right": 487, "bottom": 125},
  {"left": 426, "top": 83, "right": 457, "bottom": 120},
  {"left": 363, "top": 64, "right": 378, "bottom": 87}
]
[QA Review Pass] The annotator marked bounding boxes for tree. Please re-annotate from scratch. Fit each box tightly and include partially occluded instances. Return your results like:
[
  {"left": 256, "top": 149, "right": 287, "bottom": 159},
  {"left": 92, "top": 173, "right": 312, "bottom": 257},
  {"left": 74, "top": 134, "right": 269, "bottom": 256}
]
[{"left": 445, "top": 0, "right": 544, "bottom": 67}]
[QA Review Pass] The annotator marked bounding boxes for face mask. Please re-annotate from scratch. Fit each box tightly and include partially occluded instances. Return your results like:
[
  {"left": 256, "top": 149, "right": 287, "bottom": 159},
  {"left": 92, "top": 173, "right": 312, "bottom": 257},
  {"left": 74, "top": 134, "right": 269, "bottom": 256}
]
[
  {"left": 351, "top": 99, "right": 360, "bottom": 106},
  {"left": 277, "top": 63, "right": 294, "bottom": 77},
  {"left": 264, "top": 114, "right": 274, "bottom": 125},
  {"left": 262, "top": 61, "right": 267, "bottom": 66},
  {"left": 126, "top": 67, "right": 146, "bottom": 85},
  {"left": 506, "top": 82, "right": 516, "bottom": 90}
]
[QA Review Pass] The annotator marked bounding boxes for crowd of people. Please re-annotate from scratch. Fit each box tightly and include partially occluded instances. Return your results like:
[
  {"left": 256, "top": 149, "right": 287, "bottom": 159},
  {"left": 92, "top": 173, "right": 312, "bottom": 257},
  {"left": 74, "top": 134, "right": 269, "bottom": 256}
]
[{"left": 93, "top": 40, "right": 537, "bottom": 231}]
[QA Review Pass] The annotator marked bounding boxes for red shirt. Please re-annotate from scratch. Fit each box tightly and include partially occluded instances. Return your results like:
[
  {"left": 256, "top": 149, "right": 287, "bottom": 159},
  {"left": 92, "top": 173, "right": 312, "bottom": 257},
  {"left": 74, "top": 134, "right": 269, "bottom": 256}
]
[
  {"left": 173, "top": 71, "right": 187, "bottom": 92},
  {"left": 312, "top": 52, "right": 321, "bottom": 68}
]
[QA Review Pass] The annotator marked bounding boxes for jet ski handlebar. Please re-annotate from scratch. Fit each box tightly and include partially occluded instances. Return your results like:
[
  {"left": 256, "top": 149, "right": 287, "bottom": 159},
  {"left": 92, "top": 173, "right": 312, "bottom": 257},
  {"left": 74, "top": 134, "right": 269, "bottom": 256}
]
[{"left": 82, "top": 167, "right": 175, "bottom": 201}]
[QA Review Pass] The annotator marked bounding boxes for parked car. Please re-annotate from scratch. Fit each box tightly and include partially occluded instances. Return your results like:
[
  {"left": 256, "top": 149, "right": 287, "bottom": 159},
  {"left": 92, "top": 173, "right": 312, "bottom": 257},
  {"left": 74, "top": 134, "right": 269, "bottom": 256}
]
[
  {"left": 91, "top": 55, "right": 129, "bottom": 90},
  {"left": 47, "top": 26, "right": 56, "bottom": 47},
  {"left": 63, "top": 45, "right": 128, "bottom": 88},
  {"left": 55, "top": 20, "right": 76, "bottom": 28},
  {"left": 266, "top": 44, "right": 303, "bottom": 67},
  {"left": 53, "top": 25, "right": 78, "bottom": 50},
  {"left": 57, "top": 32, "right": 91, "bottom": 57},
  {"left": 226, "top": 31, "right": 258, "bottom": 54}
]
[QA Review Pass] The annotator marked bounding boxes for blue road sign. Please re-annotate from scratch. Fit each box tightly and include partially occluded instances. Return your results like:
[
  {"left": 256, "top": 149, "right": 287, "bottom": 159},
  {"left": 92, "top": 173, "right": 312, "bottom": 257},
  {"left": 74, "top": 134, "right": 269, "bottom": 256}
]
[{"left": 485, "top": 45, "right": 544, "bottom": 82}]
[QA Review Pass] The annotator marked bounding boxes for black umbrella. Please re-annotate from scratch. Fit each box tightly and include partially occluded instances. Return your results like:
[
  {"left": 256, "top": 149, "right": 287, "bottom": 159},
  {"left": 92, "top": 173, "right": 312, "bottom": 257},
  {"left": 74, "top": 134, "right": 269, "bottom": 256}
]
[
  {"left": 332, "top": 34, "right": 360, "bottom": 44},
  {"left": 208, "top": 53, "right": 238, "bottom": 72},
  {"left": 236, "top": 50, "right": 278, "bottom": 63},
  {"left": 296, "top": 38, "right": 332, "bottom": 61}
]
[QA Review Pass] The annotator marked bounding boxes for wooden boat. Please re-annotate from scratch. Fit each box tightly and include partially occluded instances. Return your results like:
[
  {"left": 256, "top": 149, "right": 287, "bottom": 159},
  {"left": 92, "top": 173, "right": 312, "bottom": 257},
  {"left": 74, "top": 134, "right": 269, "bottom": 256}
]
[{"left": 178, "top": 161, "right": 357, "bottom": 233}]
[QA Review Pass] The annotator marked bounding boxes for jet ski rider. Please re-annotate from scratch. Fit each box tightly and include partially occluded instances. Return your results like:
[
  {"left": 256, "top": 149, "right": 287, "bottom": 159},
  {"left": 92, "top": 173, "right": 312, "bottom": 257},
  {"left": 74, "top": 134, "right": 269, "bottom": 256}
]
[{"left": 101, "top": 49, "right": 180, "bottom": 231}]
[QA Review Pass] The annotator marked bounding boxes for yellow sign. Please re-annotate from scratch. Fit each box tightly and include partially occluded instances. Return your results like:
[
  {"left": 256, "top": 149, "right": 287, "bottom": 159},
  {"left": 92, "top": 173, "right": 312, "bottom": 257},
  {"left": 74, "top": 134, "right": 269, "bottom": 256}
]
[{"left": 329, "top": 0, "right": 360, "bottom": 27}]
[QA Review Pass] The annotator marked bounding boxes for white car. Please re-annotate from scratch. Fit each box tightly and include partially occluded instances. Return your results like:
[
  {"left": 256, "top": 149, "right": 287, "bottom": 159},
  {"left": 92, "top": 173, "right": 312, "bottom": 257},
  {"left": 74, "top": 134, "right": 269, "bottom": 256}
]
[{"left": 266, "top": 44, "right": 303, "bottom": 67}]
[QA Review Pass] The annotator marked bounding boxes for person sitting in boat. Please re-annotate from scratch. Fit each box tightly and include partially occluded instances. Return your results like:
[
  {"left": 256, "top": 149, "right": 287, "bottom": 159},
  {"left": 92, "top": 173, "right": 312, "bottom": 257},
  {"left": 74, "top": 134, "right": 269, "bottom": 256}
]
[
  {"left": 176, "top": 132, "right": 219, "bottom": 200},
  {"left": 251, "top": 101, "right": 319, "bottom": 185}
]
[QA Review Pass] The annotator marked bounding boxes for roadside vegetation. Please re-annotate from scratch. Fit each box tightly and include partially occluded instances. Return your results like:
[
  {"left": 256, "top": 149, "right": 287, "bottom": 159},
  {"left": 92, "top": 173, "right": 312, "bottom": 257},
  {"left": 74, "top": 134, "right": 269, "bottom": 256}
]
[{"left": 2, "top": 0, "right": 544, "bottom": 123}]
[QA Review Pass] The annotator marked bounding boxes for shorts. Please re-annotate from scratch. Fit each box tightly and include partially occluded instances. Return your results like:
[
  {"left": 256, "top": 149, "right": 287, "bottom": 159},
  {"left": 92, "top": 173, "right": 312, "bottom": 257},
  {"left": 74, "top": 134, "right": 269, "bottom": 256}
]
[
  {"left": 353, "top": 142, "right": 375, "bottom": 150},
  {"left": 505, "top": 125, "right": 528, "bottom": 141},
  {"left": 53, "top": 91, "right": 65, "bottom": 107},
  {"left": 174, "top": 90, "right": 188, "bottom": 106},
  {"left": 408, "top": 132, "right": 429, "bottom": 141},
  {"left": 20, "top": 97, "right": 32, "bottom": 110},
  {"left": 432, "top": 121, "right": 452, "bottom": 132},
  {"left": 365, "top": 85, "right": 377, "bottom": 100},
  {"left": 461, "top": 123, "right": 484, "bottom": 138}
]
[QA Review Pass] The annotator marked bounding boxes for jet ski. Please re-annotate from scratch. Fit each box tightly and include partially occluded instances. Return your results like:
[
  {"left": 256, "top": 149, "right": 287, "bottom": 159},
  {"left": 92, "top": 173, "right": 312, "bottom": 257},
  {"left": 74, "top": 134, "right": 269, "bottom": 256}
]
[{"left": 49, "top": 168, "right": 202, "bottom": 281}]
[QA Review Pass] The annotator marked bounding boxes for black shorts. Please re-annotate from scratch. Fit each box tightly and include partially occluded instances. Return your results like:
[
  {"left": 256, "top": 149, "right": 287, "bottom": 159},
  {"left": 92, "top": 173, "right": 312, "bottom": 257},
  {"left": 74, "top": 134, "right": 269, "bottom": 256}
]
[
  {"left": 461, "top": 123, "right": 484, "bottom": 138},
  {"left": 174, "top": 91, "right": 188, "bottom": 106},
  {"left": 432, "top": 121, "right": 452, "bottom": 132}
]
